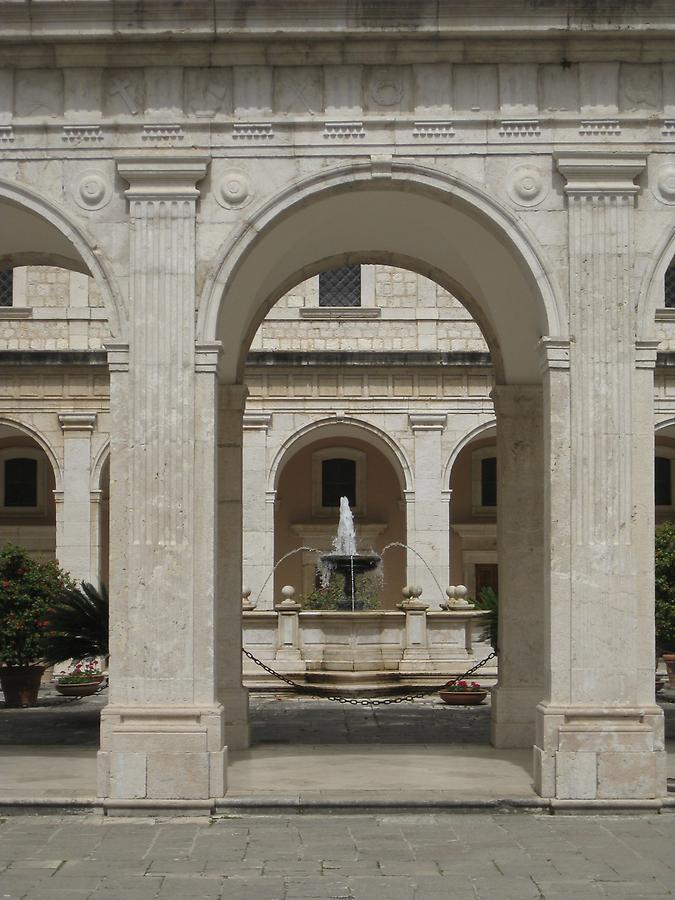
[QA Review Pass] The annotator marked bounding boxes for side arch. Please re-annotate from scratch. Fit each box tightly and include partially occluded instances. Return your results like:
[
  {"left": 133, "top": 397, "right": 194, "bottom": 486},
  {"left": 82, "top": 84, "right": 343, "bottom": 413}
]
[
  {"left": 637, "top": 222, "right": 675, "bottom": 339},
  {"left": 442, "top": 419, "right": 497, "bottom": 491},
  {"left": 91, "top": 439, "right": 110, "bottom": 493},
  {"left": 198, "top": 160, "right": 566, "bottom": 386},
  {"left": 0, "top": 416, "right": 63, "bottom": 492},
  {"left": 268, "top": 416, "right": 413, "bottom": 496},
  {"left": 0, "top": 178, "right": 125, "bottom": 337}
]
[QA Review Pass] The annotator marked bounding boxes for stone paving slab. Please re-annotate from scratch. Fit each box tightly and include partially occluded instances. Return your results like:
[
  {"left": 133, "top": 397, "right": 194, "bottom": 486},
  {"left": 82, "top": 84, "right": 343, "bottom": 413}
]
[{"left": 0, "top": 813, "right": 674, "bottom": 899}]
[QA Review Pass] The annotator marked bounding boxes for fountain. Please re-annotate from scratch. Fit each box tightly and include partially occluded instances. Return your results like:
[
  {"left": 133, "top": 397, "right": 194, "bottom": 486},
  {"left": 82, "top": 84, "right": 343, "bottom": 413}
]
[{"left": 320, "top": 497, "right": 381, "bottom": 611}]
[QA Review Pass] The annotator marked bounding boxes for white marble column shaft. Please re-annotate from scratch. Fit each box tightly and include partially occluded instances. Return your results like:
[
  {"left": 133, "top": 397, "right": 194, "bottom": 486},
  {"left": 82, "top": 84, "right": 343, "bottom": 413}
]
[
  {"left": 56, "top": 412, "right": 97, "bottom": 583},
  {"left": 99, "top": 158, "right": 228, "bottom": 811},
  {"left": 242, "top": 414, "right": 274, "bottom": 610},
  {"left": 535, "top": 154, "right": 665, "bottom": 801},
  {"left": 491, "top": 386, "right": 545, "bottom": 748},
  {"left": 408, "top": 414, "right": 449, "bottom": 608}
]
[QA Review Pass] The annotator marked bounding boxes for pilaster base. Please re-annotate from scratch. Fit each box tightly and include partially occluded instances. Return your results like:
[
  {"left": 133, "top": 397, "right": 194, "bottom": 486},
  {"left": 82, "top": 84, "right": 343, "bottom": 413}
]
[
  {"left": 221, "top": 686, "right": 251, "bottom": 750},
  {"left": 491, "top": 685, "right": 543, "bottom": 748},
  {"left": 98, "top": 704, "right": 227, "bottom": 806},
  {"left": 534, "top": 703, "right": 666, "bottom": 800}
]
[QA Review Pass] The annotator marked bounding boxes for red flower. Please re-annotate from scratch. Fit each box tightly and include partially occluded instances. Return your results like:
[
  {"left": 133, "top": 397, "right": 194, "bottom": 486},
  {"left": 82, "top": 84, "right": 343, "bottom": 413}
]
[{"left": 1, "top": 580, "right": 10, "bottom": 589}]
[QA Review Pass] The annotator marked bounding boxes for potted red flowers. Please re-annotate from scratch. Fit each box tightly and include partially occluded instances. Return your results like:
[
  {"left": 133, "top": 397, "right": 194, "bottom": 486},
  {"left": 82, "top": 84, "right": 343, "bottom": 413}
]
[
  {"left": 54, "top": 660, "right": 105, "bottom": 697},
  {"left": 439, "top": 680, "right": 488, "bottom": 705},
  {"left": 0, "top": 544, "right": 74, "bottom": 708}
]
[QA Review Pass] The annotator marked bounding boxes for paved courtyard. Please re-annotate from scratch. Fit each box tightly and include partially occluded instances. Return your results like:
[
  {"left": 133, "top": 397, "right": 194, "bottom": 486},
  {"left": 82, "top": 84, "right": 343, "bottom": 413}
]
[{"left": 1, "top": 811, "right": 675, "bottom": 899}]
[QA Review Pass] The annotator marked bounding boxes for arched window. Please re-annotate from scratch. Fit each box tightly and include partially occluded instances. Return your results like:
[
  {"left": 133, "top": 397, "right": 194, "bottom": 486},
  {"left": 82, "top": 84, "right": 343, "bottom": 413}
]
[
  {"left": 655, "top": 451, "right": 675, "bottom": 507},
  {"left": 666, "top": 262, "right": 675, "bottom": 309},
  {"left": 319, "top": 265, "right": 361, "bottom": 308},
  {"left": 0, "top": 448, "right": 45, "bottom": 513},
  {"left": 472, "top": 447, "right": 497, "bottom": 515},
  {"left": 0, "top": 269, "right": 13, "bottom": 307},
  {"left": 312, "top": 447, "right": 366, "bottom": 515}
]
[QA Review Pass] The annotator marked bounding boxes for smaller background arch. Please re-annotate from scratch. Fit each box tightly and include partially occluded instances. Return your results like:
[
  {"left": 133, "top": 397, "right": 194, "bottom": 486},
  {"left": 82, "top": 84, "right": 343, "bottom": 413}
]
[
  {"left": 637, "top": 224, "right": 675, "bottom": 338},
  {"left": 269, "top": 416, "right": 413, "bottom": 495},
  {"left": 443, "top": 419, "right": 497, "bottom": 492},
  {"left": 0, "top": 417, "right": 62, "bottom": 491}
]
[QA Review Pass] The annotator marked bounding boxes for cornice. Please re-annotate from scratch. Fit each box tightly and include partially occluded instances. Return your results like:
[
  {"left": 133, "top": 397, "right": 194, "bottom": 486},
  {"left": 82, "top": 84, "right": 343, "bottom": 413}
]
[
  {"left": 555, "top": 152, "right": 646, "bottom": 196},
  {"left": 117, "top": 157, "right": 210, "bottom": 201},
  {"left": 2, "top": 1, "right": 674, "bottom": 45}
]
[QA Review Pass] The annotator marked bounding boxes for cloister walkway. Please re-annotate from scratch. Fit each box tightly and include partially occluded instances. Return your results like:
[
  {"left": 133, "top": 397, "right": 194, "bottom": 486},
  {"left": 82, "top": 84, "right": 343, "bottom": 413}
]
[{"left": 0, "top": 689, "right": 673, "bottom": 813}]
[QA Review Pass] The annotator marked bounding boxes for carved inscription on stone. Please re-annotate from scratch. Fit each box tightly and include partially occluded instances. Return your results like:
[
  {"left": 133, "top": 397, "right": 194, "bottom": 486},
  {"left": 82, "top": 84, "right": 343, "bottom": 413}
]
[
  {"left": 14, "top": 70, "right": 63, "bottom": 117},
  {"left": 274, "top": 67, "right": 323, "bottom": 115},
  {"left": 104, "top": 70, "right": 144, "bottom": 116},
  {"left": 365, "top": 66, "right": 409, "bottom": 112},
  {"left": 619, "top": 64, "right": 661, "bottom": 112},
  {"left": 184, "top": 69, "right": 233, "bottom": 118}
]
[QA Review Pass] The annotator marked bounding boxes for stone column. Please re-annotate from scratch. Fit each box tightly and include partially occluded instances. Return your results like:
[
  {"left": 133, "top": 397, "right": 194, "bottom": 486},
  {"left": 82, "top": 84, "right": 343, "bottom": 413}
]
[
  {"left": 56, "top": 413, "right": 97, "bottom": 583},
  {"left": 534, "top": 154, "right": 665, "bottom": 802},
  {"left": 242, "top": 413, "right": 274, "bottom": 609},
  {"left": 274, "top": 586, "right": 305, "bottom": 671},
  {"left": 490, "top": 387, "right": 545, "bottom": 748},
  {"left": 398, "top": 587, "right": 432, "bottom": 673},
  {"left": 408, "top": 413, "right": 448, "bottom": 608},
  {"left": 217, "top": 383, "right": 251, "bottom": 750},
  {"left": 99, "top": 157, "right": 228, "bottom": 813}
]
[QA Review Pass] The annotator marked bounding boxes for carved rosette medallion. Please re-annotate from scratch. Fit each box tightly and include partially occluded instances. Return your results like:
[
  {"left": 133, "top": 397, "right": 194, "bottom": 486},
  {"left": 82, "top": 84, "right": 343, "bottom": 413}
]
[
  {"left": 74, "top": 170, "right": 111, "bottom": 211},
  {"left": 216, "top": 170, "right": 252, "bottom": 209},
  {"left": 653, "top": 164, "right": 675, "bottom": 205},
  {"left": 507, "top": 165, "right": 548, "bottom": 207}
]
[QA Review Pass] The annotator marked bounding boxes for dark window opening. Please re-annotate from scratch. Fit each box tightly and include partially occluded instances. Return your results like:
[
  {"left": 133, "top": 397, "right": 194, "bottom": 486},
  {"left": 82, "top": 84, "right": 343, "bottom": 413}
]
[
  {"left": 4, "top": 458, "right": 38, "bottom": 507},
  {"left": 0, "top": 269, "right": 13, "bottom": 307},
  {"left": 666, "top": 265, "right": 675, "bottom": 309},
  {"left": 322, "top": 458, "right": 357, "bottom": 508},
  {"left": 481, "top": 456, "right": 497, "bottom": 508},
  {"left": 655, "top": 455, "right": 672, "bottom": 506},
  {"left": 319, "top": 266, "right": 361, "bottom": 308}
]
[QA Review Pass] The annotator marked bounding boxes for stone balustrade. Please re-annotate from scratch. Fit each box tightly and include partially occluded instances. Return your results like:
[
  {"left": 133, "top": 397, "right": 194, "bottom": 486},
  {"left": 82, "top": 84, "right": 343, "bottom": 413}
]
[{"left": 241, "top": 586, "right": 495, "bottom": 685}]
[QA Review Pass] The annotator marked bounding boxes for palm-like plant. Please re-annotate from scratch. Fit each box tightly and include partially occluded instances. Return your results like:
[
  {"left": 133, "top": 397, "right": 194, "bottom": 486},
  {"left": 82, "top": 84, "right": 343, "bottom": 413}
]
[
  {"left": 43, "top": 582, "right": 109, "bottom": 665},
  {"left": 473, "top": 585, "right": 498, "bottom": 653}
]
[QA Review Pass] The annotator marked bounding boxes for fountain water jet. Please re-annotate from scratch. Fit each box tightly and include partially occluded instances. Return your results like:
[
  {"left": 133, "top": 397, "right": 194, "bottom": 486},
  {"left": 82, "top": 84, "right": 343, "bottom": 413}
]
[{"left": 320, "top": 497, "right": 381, "bottom": 611}]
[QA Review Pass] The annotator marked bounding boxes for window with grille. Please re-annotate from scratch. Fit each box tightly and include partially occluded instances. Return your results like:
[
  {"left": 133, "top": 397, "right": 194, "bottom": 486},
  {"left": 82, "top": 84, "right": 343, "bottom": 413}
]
[
  {"left": 4, "top": 458, "right": 38, "bottom": 507},
  {"left": 0, "top": 269, "right": 13, "bottom": 307},
  {"left": 319, "top": 265, "right": 361, "bottom": 307},
  {"left": 666, "top": 265, "right": 675, "bottom": 308},
  {"left": 481, "top": 456, "right": 497, "bottom": 508},
  {"left": 321, "top": 458, "right": 357, "bottom": 508},
  {"left": 656, "top": 456, "right": 672, "bottom": 506}
]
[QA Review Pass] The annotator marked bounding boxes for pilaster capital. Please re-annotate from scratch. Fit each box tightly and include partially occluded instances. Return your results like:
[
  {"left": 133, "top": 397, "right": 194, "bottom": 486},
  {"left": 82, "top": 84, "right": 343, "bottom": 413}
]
[
  {"left": 538, "top": 337, "right": 571, "bottom": 374},
  {"left": 554, "top": 152, "right": 646, "bottom": 197},
  {"left": 58, "top": 412, "right": 97, "bottom": 434},
  {"left": 117, "top": 156, "right": 210, "bottom": 201},
  {"left": 195, "top": 341, "right": 222, "bottom": 374},
  {"left": 243, "top": 413, "right": 273, "bottom": 432},
  {"left": 491, "top": 385, "right": 542, "bottom": 417},
  {"left": 104, "top": 341, "right": 129, "bottom": 372},
  {"left": 635, "top": 340, "right": 660, "bottom": 370},
  {"left": 409, "top": 413, "right": 447, "bottom": 432}
]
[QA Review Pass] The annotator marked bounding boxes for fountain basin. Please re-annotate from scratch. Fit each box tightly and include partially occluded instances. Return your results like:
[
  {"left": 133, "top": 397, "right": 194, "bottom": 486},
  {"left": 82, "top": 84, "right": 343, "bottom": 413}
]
[{"left": 321, "top": 553, "right": 380, "bottom": 610}]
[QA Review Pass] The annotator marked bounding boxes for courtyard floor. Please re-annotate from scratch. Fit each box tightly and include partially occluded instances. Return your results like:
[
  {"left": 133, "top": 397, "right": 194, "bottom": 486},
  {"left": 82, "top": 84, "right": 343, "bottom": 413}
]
[{"left": 0, "top": 687, "right": 673, "bottom": 811}]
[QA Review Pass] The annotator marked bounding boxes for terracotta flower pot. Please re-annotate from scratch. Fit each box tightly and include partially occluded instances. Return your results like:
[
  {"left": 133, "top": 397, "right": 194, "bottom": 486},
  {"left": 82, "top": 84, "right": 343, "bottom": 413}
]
[
  {"left": 439, "top": 689, "right": 487, "bottom": 705},
  {"left": 0, "top": 665, "right": 46, "bottom": 708},
  {"left": 55, "top": 677, "right": 104, "bottom": 697},
  {"left": 663, "top": 653, "right": 675, "bottom": 688}
]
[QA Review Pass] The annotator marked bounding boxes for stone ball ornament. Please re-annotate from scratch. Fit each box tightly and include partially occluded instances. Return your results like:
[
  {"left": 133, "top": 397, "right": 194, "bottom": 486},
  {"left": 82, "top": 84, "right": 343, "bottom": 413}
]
[
  {"left": 654, "top": 164, "right": 675, "bottom": 205},
  {"left": 75, "top": 171, "right": 111, "bottom": 210},
  {"left": 217, "top": 170, "right": 252, "bottom": 208},
  {"left": 507, "top": 165, "right": 548, "bottom": 207}
]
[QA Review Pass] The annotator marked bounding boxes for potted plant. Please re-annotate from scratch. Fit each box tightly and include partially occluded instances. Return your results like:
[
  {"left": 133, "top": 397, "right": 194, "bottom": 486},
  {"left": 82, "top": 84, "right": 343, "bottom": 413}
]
[
  {"left": 0, "top": 544, "right": 74, "bottom": 708},
  {"left": 54, "top": 660, "right": 105, "bottom": 697},
  {"left": 439, "top": 680, "right": 488, "bottom": 705},
  {"left": 655, "top": 523, "right": 675, "bottom": 687}
]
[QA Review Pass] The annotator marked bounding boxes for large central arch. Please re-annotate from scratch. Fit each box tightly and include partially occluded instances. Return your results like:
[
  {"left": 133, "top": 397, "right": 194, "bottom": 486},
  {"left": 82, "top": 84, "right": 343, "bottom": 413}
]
[{"left": 198, "top": 160, "right": 565, "bottom": 385}]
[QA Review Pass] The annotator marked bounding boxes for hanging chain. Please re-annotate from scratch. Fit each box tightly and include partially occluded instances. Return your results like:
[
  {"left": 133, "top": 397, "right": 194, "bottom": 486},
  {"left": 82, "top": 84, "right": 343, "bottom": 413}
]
[{"left": 242, "top": 648, "right": 497, "bottom": 706}]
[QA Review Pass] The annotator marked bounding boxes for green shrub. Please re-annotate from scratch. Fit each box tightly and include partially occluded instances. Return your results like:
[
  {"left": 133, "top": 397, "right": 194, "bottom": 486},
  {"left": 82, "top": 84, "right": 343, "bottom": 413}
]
[
  {"left": 0, "top": 544, "right": 74, "bottom": 667},
  {"left": 42, "top": 582, "right": 109, "bottom": 665},
  {"left": 655, "top": 522, "right": 675, "bottom": 654},
  {"left": 300, "top": 571, "right": 381, "bottom": 610}
]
